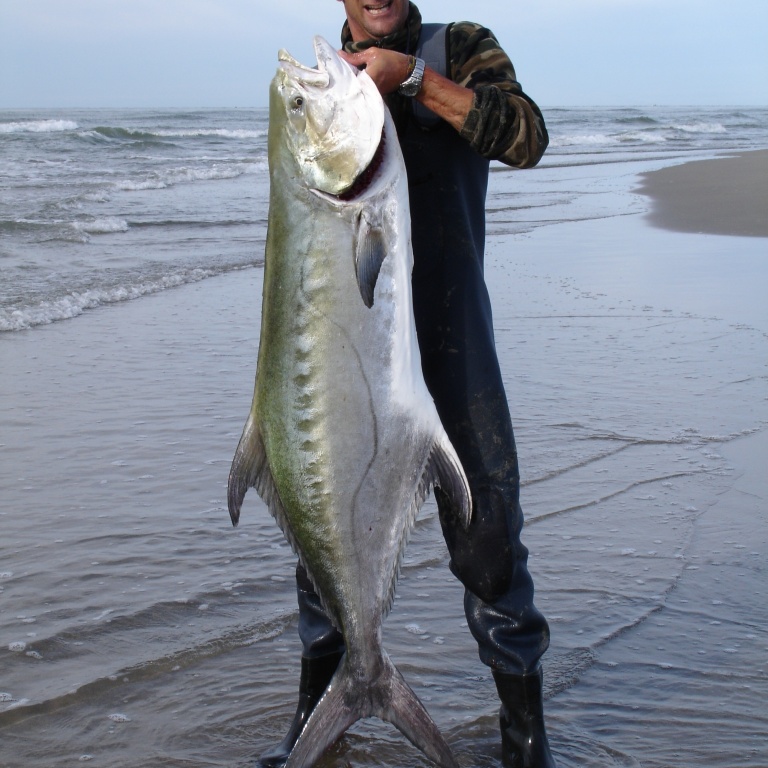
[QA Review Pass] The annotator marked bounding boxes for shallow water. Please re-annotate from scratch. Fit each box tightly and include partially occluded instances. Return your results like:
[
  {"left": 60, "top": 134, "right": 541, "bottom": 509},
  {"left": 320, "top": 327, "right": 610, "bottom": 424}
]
[
  {"left": 1, "top": 108, "right": 767, "bottom": 767},
  {"left": 2, "top": 250, "right": 766, "bottom": 765}
]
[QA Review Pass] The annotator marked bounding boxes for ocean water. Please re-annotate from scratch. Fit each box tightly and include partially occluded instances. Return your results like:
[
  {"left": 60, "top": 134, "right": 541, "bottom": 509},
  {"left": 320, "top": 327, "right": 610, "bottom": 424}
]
[
  {"left": 1, "top": 106, "right": 767, "bottom": 768},
  {"left": 2, "top": 106, "right": 767, "bottom": 332}
]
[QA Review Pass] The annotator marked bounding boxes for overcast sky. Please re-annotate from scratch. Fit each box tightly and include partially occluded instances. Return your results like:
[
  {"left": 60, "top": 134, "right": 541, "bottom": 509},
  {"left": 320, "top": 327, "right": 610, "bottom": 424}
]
[{"left": 1, "top": 0, "right": 766, "bottom": 109}]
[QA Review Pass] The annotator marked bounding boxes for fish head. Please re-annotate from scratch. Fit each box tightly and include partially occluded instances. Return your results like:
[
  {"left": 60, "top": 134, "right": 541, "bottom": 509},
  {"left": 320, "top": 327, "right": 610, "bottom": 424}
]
[{"left": 272, "top": 36, "right": 385, "bottom": 197}]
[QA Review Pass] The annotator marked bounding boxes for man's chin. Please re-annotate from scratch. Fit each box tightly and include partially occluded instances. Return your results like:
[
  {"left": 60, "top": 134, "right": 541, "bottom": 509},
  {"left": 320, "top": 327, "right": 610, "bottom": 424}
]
[{"left": 361, "top": 1, "right": 403, "bottom": 37}]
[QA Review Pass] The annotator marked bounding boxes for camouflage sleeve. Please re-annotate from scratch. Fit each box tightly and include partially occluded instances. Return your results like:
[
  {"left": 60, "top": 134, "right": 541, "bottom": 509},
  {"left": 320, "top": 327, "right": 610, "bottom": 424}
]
[{"left": 449, "top": 22, "right": 548, "bottom": 168}]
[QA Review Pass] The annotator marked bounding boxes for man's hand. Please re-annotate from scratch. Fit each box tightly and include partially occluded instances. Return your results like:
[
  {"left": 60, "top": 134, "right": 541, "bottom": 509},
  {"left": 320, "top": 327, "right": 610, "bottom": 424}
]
[
  {"left": 339, "top": 47, "right": 475, "bottom": 134},
  {"left": 338, "top": 48, "right": 412, "bottom": 95}
]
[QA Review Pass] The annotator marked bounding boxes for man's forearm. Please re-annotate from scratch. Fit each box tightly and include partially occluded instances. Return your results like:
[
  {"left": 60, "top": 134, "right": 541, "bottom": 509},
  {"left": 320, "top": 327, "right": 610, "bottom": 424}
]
[
  {"left": 460, "top": 86, "right": 548, "bottom": 168},
  {"left": 339, "top": 47, "right": 473, "bottom": 134},
  {"left": 415, "top": 66, "right": 474, "bottom": 133},
  {"left": 337, "top": 45, "right": 544, "bottom": 165}
]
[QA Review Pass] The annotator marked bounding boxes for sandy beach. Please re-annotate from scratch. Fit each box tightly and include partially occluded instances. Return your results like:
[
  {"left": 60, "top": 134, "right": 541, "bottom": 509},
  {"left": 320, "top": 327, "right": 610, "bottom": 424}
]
[
  {"left": 1, "top": 145, "right": 766, "bottom": 767},
  {"left": 637, "top": 149, "right": 768, "bottom": 237}
]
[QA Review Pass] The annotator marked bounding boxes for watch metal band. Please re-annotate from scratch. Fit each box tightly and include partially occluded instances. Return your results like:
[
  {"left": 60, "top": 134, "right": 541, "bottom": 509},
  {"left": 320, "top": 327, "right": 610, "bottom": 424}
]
[{"left": 398, "top": 57, "right": 425, "bottom": 97}]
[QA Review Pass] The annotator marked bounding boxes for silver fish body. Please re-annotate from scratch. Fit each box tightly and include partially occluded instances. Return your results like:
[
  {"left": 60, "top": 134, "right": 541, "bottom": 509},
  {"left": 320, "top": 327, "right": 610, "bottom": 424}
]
[{"left": 228, "top": 36, "right": 471, "bottom": 768}]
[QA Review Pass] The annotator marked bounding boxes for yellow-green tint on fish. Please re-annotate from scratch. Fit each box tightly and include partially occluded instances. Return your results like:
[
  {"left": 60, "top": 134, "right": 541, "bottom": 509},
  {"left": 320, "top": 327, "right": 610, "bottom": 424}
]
[{"left": 227, "top": 35, "right": 471, "bottom": 768}]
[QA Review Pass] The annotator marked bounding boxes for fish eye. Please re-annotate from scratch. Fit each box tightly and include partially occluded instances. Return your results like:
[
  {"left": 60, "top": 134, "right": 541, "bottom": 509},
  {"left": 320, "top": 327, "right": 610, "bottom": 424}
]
[{"left": 290, "top": 95, "right": 304, "bottom": 111}]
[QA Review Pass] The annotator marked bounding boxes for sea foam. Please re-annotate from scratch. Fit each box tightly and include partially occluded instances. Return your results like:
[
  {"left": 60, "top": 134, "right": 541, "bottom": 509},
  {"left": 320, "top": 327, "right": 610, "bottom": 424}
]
[
  {"left": 85, "top": 126, "right": 266, "bottom": 141},
  {"left": 549, "top": 133, "right": 621, "bottom": 147},
  {"left": 115, "top": 161, "right": 265, "bottom": 192},
  {"left": 673, "top": 121, "right": 727, "bottom": 134},
  {"left": 0, "top": 267, "right": 227, "bottom": 331},
  {"left": 152, "top": 128, "right": 266, "bottom": 140},
  {"left": 72, "top": 217, "right": 129, "bottom": 235},
  {"left": 0, "top": 119, "right": 78, "bottom": 134}
]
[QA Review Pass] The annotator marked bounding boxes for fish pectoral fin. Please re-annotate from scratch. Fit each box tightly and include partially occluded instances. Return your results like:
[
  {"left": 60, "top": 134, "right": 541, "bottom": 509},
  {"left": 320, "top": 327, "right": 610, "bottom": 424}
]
[
  {"left": 354, "top": 213, "right": 387, "bottom": 309},
  {"left": 427, "top": 434, "right": 473, "bottom": 530},
  {"left": 227, "top": 414, "right": 277, "bottom": 527}
]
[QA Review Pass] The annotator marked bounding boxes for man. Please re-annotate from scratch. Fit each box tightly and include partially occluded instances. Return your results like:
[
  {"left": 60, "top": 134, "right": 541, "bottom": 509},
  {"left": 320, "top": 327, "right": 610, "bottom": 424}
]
[{"left": 259, "top": 2, "right": 556, "bottom": 766}]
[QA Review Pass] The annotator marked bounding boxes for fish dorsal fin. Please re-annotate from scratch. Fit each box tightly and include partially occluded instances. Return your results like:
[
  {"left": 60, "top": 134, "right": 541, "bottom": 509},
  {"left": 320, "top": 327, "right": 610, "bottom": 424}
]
[
  {"left": 227, "top": 415, "right": 341, "bottom": 627},
  {"left": 228, "top": 414, "right": 267, "bottom": 526},
  {"left": 353, "top": 211, "right": 387, "bottom": 308},
  {"left": 227, "top": 414, "right": 285, "bottom": 525},
  {"left": 227, "top": 415, "right": 292, "bottom": 534}
]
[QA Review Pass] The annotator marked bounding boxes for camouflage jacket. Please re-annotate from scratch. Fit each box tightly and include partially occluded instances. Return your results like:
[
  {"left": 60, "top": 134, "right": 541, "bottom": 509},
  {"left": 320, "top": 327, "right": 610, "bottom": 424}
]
[{"left": 341, "top": 2, "right": 548, "bottom": 168}]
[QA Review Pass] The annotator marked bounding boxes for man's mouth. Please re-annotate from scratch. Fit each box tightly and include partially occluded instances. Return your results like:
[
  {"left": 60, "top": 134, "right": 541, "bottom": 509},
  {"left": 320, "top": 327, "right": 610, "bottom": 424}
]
[{"left": 364, "top": 1, "right": 394, "bottom": 16}]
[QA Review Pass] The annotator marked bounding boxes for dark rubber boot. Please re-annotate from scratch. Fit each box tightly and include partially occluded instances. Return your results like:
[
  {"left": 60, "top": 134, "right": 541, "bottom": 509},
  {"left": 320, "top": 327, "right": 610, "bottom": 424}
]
[
  {"left": 492, "top": 666, "right": 557, "bottom": 768},
  {"left": 257, "top": 651, "right": 344, "bottom": 768}
]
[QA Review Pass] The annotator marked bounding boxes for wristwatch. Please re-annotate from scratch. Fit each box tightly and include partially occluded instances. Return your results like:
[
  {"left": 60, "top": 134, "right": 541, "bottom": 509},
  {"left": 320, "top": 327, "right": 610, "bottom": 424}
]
[{"left": 398, "top": 56, "right": 425, "bottom": 97}]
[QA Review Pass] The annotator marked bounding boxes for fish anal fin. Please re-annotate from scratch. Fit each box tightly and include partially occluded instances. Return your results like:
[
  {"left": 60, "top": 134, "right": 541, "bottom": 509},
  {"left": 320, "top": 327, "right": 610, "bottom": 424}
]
[
  {"left": 381, "top": 436, "right": 471, "bottom": 619},
  {"left": 427, "top": 433, "right": 472, "bottom": 530},
  {"left": 354, "top": 213, "right": 386, "bottom": 309}
]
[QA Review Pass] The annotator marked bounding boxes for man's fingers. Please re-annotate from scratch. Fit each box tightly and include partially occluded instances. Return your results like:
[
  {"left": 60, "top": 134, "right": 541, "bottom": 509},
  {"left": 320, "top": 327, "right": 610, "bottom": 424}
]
[{"left": 338, "top": 50, "right": 367, "bottom": 68}]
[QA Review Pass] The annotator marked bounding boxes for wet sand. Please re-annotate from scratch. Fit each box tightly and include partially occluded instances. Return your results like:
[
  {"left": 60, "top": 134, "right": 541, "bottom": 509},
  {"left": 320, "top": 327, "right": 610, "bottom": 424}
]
[
  {"left": 636, "top": 149, "right": 768, "bottom": 237},
  {"left": 1, "top": 151, "right": 766, "bottom": 767}
]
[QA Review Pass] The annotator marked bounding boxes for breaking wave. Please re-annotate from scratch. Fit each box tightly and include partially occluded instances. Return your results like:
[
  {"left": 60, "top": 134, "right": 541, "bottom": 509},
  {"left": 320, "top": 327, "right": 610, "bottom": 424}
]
[
  {"left": 549, "top": 121, "right": 729, "bottom": 150},
  {"left": 71, "top": 217, "right": 129, "bottom": 235},
  {"left": 672, "top": 121, "right": 727, "bottom": 134},
  {"left": 86, "top": 126, "right": 266, "bottom": 142},
  {"left": 115, "top": 159, "right": 266, "bottom": 191},
  {"left": 0, "top": 119, "right": 79, "bottom": 134},
  {"left": 0, "top": 263, "right": 259, "bottom": 332}
]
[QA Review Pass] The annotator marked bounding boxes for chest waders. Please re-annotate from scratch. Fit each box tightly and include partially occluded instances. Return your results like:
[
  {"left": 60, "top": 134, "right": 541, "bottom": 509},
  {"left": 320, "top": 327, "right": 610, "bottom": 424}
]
[
  {"left": 403, "top": 23, "right": 551, "bottom": 674},
  {"left": 258, "top": 23, "right": 557, "bottom": 768}
]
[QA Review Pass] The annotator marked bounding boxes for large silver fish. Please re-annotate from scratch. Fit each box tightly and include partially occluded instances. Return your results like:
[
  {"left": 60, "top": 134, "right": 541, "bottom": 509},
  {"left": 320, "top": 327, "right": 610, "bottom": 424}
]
[{"left": 227, "top": 36, "right": 471, "bottom": 768}]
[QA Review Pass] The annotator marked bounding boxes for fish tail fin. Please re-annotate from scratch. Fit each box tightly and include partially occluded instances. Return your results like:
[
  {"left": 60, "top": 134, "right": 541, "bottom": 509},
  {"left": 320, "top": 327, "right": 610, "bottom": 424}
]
[
  {"left": 282, "top": 659, "right": 360, "bottom": 768},
  {"left": 376, "top": 654, "right": 459, "bottom": 768},
  {"left": 285, "top": 653, "right": 457, "bottom": 768}
]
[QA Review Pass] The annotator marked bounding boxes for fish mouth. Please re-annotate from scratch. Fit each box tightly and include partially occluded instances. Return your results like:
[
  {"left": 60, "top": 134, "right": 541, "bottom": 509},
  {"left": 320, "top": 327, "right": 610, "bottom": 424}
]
[
  {"left": 279, "top": 36, "right": 387, "bottom": 200},
  {"left": 334, "top": 130, "right": 387, "bottom": 201}
]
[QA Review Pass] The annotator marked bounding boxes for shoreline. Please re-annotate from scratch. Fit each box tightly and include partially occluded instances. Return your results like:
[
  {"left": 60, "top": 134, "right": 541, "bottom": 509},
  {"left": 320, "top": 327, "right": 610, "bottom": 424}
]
[{"left": 635, "top": 149, "right": 768, "bottom": 237}]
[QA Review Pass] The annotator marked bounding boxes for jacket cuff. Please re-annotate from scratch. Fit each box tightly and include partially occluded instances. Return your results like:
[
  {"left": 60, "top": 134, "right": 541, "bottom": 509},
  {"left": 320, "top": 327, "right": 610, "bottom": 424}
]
[{"left": 459, "top": 86, "right": 516, "bottom": 159}]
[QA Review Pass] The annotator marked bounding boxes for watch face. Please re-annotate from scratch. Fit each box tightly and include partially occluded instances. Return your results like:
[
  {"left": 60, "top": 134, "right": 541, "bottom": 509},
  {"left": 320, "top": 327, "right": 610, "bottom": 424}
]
[{"left": 399, "top": 59, "right": 424, "bottom": 97}]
